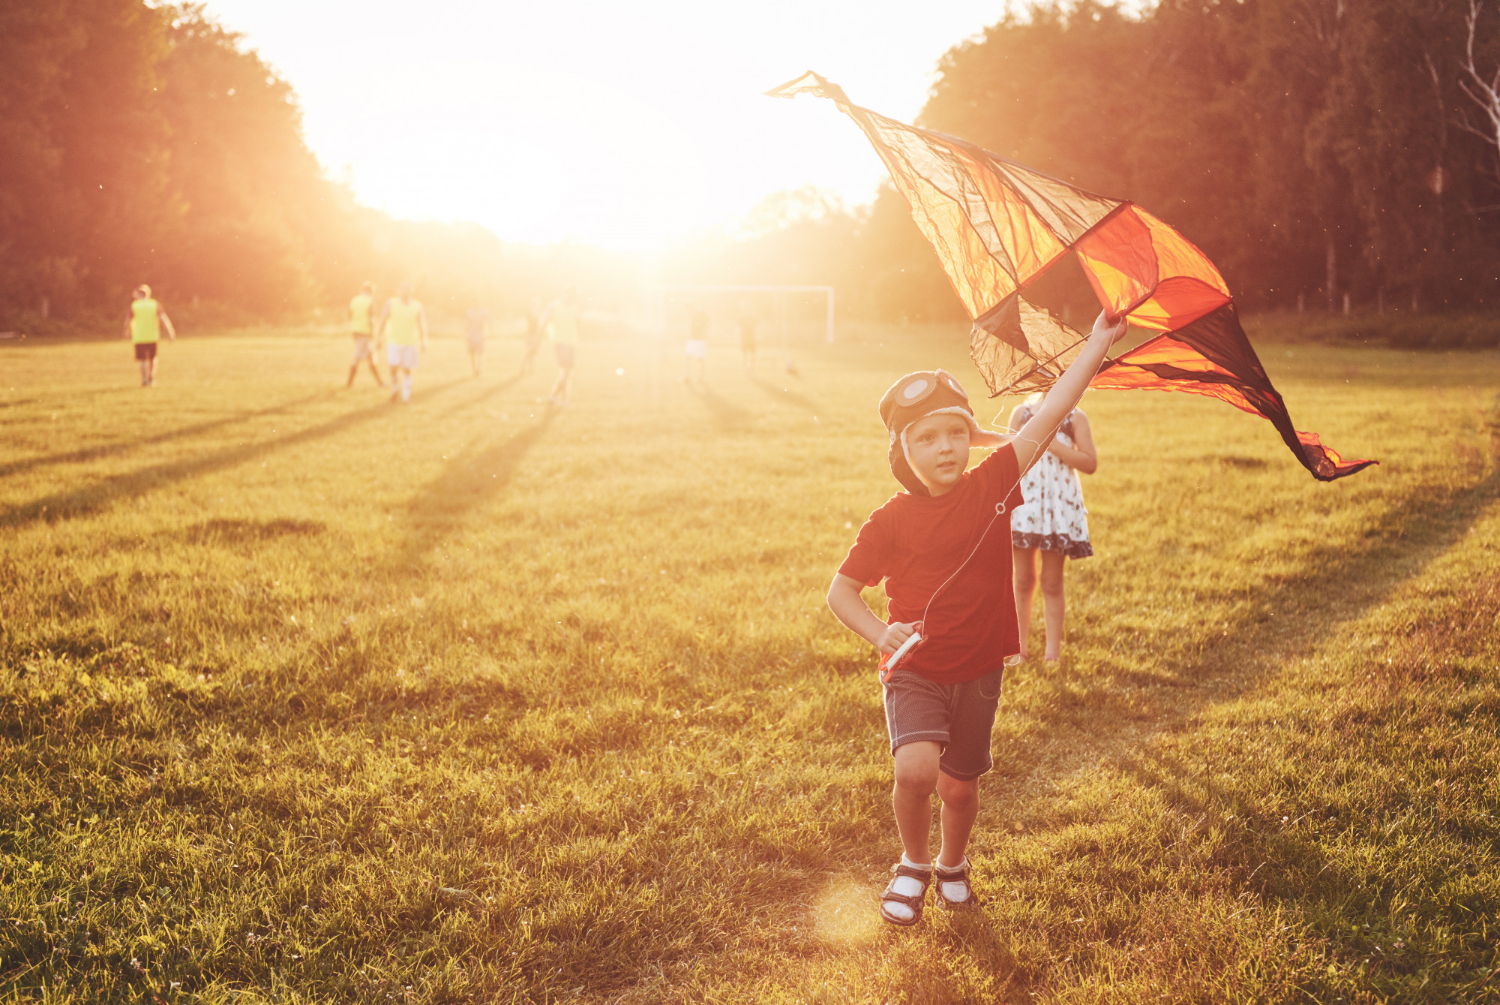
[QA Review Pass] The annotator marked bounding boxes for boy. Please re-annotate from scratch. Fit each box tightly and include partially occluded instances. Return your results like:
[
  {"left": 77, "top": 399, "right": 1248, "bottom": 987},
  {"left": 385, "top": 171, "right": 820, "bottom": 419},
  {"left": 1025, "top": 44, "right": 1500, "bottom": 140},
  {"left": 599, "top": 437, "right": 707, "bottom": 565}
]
[
  {"left": 122, "top": 285, "right": 176, "bottom": 387},
  {"left": 376, "top": 282, "right": 428, "bottom": 404},
  {"left": 347, "top": 281, "right": 384, "bottom": 388},
  {"left": 827, "top": 309, "right": 1126, "bottom": 926},
  {"left": 520, "top": 299, "right": 544, "bottom": 376},
  {"left": 464, "top": 306, "right": 492, "bottom": 376},
  {"left": 683, "top": 304, "right": 709, "bottom": 384},
  {"left": 539, "top": 287, "right": 581, "bottom": 407}
]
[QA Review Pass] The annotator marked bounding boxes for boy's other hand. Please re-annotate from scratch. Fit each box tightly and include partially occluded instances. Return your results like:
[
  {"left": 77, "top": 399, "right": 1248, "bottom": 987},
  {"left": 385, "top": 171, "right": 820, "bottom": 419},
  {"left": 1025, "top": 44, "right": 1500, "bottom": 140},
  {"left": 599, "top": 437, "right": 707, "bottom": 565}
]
[{"left": 877, "top": 621, "right": 919, "bottom": 655}]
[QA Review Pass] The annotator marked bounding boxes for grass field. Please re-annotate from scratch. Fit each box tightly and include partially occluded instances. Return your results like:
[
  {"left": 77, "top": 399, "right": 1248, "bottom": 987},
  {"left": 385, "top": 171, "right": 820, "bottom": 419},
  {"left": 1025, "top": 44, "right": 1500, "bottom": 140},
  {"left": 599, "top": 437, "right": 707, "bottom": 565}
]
[{"left": 2, "top": 323, "right": 1498, "bottom": 1004}]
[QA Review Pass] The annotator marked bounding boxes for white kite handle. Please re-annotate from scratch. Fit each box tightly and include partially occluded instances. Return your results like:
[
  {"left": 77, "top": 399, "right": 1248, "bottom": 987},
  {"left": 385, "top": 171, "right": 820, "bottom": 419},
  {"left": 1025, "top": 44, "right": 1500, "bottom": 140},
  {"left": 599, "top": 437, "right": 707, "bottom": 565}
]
[{"left": 888, "top": 631, "right": 923, "bottom": 669}]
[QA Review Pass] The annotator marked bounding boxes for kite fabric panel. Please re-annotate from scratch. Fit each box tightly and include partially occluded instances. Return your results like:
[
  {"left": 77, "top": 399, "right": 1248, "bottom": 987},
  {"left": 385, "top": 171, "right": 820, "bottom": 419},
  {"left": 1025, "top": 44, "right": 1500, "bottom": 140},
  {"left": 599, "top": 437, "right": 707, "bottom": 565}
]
[{"left": 766, "top": 71, "right": 1375, "bottom": 482}]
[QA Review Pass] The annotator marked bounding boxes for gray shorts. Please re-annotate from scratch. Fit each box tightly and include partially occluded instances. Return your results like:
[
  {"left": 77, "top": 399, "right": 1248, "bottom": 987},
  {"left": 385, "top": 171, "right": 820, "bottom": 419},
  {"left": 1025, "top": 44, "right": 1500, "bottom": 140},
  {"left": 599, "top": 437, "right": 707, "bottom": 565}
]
[{"left": 882, "top": 668, "right": 1004, "bottom": 781}]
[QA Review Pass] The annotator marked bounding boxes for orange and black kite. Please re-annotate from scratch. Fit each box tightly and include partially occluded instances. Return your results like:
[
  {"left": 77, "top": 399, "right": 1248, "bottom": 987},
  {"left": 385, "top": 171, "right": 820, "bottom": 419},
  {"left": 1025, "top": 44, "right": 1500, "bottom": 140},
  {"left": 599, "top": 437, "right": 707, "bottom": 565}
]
[{"left": 768, "top": 72, "right": 1374, "bottom": 481}]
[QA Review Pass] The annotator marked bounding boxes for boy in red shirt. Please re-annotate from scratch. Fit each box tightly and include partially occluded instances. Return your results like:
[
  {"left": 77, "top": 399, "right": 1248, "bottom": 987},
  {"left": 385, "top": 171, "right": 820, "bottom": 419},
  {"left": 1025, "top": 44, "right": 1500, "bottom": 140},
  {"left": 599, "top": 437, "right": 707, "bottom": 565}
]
[{"left": 827, "top": 310, "right": 1127, "bottom": 926}]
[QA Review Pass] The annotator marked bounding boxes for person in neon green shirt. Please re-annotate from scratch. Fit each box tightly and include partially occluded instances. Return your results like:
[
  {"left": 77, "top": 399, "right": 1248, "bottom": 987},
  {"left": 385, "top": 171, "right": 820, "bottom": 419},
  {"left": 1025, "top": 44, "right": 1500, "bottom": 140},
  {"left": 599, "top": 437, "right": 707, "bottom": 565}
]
[
  {"left": 375, "top": 282, "right": 428, "bottom": 404},
  {"left": 346, "top": 281, "right": 385, "bottom": 388},
  {"left": 121, "top": 284, "right": 176, "bottom": 387},
  {"left": 538, "top": 286, "right": 581, "bottom": 407}
]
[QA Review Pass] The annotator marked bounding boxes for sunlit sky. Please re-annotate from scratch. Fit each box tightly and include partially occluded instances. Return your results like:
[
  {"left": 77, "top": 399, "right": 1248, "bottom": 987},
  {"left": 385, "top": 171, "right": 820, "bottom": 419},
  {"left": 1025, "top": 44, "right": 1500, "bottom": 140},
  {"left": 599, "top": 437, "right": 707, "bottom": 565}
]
[{"left": 201, "top": 1, "right": 1015, "bottom": 249}]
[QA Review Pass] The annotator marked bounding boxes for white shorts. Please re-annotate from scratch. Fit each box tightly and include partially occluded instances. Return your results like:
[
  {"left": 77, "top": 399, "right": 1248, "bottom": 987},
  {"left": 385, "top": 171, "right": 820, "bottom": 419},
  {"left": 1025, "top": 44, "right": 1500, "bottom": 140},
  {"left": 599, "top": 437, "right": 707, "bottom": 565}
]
[
  {"left": 685, "top": 339, "right": 707, "bottom": 359},
  {"left": 351, "top": 335, "right": 373, "bottom": 361},
  {"left": 387, "top": 344, "right": 420, "bottom": 370}
]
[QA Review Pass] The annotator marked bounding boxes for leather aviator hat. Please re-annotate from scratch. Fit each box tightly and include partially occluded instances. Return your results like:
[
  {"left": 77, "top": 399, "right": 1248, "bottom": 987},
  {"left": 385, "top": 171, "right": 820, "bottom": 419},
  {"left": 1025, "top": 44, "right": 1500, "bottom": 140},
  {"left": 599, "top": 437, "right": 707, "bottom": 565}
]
[{"left": 877, "top": 369, "right": 984, "bottom": 496}]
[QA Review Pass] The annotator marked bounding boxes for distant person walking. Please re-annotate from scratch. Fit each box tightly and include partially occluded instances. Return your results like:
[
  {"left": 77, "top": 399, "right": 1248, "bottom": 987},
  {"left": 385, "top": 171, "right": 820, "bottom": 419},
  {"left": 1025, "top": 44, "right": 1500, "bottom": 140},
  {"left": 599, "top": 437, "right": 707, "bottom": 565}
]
[
  {"left": 684, "top": 305, "right": 709, "bottom": 384},
  {"left": 539, "top": 287, "right": 581, "bottom": 407},
  {"left": 347, "top": 281, "right": 384, "bottom": 387},
  {"left": 1008, "top": 394, "right": 1097, "bottom": 662},
  {"left": 465, "top": 307, "right": 492, "bottom": 376},
  {"left": 123, "top": 285, "right": 176, "bottom": 387},
  {"left": 377, "top": 282, "right": 428, "bottom": 404},
  {"left": 520, "top": 300, "right": 544, "bottom": 375},
  {"left": 738, "top": 300, "right": 758, "bottom": 372}
]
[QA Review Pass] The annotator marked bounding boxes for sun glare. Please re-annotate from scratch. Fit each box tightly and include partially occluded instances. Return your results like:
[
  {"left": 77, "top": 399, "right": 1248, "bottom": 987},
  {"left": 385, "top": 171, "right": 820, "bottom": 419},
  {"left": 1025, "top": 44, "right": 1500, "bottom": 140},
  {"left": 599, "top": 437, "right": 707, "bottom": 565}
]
[{"left": 326, "top": 61, "right": 709, "bottom": 249}]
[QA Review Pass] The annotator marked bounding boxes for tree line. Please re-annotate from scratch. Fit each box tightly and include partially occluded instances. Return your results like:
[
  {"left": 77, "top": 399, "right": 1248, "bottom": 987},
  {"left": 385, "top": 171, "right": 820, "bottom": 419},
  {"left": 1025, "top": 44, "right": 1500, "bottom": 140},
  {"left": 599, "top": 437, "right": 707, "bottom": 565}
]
[
  {"left": 702, "top": 0, "right": 1500, "bottom": 322},
  {"left": 0, "top": 1, "right": 631, "bottom": 331},
  {"left": 5, "top": 1, "right": 1499, "bottom": 332},
  {"left": 921, "top": 0, "right": 1500, "bottom": 314}
]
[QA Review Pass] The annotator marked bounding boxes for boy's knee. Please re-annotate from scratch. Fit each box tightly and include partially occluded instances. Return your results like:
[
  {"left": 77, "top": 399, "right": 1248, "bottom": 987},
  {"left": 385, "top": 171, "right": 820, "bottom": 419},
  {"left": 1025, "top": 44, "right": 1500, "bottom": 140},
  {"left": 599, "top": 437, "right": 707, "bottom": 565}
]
[
  {"left": 935, "top": 772, "right": 978, "bottom": 807},
  {"left": 892, "top": 744, "right": 941, "bottom": 794}
]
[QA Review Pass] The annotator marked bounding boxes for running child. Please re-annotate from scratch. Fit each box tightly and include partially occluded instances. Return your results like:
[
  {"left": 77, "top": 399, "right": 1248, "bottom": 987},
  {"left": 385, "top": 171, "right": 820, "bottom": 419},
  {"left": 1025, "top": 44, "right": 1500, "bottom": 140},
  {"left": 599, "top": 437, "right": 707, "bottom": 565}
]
[
  {"left": 684, "top": 305, "right": 708, "bottom": 384},
  {"left": 539, "top": 287, "right": 580, "bottom": 407},
  {"left": 520, "top": 299, "right": 544, "bottom": 375},
  {"left": 826, "top": 309, "right": 1126, "bottom": 927},
  {"left": 376, "top": 282, "right": 428, "bottom": 404},
  {"left": 465, "top": 306, "right": 492, "bottom": 376},
  {"left": 347, "top": 281, "right": 385, "bottom": 387},
  {"left": 122, "top": 285, "right": 176, "bottom": 387},
  {"left": 1008, "top": 394, "right": 1097, "bottom": 661}
]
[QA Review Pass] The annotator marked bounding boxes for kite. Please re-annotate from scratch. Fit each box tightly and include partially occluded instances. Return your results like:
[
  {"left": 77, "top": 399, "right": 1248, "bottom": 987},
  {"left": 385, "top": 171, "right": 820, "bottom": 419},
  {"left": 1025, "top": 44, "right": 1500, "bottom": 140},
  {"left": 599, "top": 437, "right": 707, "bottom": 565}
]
[{"left": 767, "top": 72, "right": 1375, "bottom": 481}]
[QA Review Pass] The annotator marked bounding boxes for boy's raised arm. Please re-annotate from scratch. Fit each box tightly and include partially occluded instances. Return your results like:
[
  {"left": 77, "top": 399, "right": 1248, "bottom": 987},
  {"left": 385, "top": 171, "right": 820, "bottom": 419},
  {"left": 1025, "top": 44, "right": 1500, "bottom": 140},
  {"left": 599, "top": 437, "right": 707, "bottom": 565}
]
[{"left": 1012, "top": 310, "right": 1127, "bottom": 473}]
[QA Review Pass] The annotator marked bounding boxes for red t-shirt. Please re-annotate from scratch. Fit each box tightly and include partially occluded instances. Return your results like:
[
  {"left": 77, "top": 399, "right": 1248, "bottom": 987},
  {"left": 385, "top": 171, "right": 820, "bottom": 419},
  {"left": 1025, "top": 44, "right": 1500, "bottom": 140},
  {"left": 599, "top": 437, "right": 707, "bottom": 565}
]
[{"left": 837, "top": 444, "right": 1024, "bottom": 684}]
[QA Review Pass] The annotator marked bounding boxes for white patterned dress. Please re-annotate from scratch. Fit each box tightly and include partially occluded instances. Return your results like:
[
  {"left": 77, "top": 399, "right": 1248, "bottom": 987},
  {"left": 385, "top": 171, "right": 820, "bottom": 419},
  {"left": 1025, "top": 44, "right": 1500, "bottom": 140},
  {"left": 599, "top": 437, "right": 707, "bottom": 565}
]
[{"left": 1010, "top": 404, "right": 1093, "bottom": 559}]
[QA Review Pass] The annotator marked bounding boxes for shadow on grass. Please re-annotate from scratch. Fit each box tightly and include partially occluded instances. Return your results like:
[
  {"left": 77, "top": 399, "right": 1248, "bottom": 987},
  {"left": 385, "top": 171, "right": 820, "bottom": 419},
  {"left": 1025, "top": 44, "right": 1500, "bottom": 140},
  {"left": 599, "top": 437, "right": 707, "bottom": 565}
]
[
  {"left": 392, "top": 408, "right": 558, "bottom": 566},
  {"left": 0, "top": 391, "right": 329, "bottom": 479},
  {"left": 432, "top": 372, "right": 528, "bottom": 418},
  {"left": 689, "top": 384, "right": 750, "bottom": 430},
  {"left": 1000, "top": 466, "right": 1500, "bottom": 798},
  {"left": 0, "top": 380, "right": 465, "bottom": 531},
  {"left": 749, "top": 375, "right": 818, "bottom": 414}
]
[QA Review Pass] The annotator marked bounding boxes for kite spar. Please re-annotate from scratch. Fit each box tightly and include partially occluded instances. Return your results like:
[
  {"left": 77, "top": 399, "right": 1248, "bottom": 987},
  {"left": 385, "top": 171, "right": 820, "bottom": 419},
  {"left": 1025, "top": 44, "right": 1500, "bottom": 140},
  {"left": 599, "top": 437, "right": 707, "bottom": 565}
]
[{"left": 767, "top": 71, "right": 1374, "bottom": 481}]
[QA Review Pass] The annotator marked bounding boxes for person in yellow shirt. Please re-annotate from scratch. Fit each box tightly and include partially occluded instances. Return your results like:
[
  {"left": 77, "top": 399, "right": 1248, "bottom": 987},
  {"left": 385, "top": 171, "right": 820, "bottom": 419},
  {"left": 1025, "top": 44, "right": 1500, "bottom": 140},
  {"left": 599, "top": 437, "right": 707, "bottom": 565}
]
[
  {"left": 537, "top": 286, "right": 581, "bottom": 407},
  {"left": 375, "top": 282, "right": 429, "bottom": 404},
  {"left": 346, "top": 281, "right": 384, "bottom": 388},
  {"left": 121, "top": 285, "right": 176, "bottom": 387}
]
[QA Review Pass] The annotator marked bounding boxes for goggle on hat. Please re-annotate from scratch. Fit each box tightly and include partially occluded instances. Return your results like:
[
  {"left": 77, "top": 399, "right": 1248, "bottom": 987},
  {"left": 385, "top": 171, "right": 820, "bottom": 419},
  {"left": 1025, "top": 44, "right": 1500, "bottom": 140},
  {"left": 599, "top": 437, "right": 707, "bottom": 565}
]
[{"left": 877, "top": 369, "right": 984, "bottom": 496}]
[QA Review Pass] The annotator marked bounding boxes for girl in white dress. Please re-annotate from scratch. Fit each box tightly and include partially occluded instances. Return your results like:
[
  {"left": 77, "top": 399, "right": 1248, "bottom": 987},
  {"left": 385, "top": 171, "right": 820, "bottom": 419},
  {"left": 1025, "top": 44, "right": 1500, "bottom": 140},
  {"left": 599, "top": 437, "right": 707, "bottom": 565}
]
[{"left": 1008, "top": 395, "right": 1097, "bottom": 661}]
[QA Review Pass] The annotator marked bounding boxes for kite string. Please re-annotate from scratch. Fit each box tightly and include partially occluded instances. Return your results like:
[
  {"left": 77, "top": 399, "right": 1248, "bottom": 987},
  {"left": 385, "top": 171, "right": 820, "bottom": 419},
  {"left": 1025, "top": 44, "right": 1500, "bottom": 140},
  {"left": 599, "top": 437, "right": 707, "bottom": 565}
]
[{"left": 910, "top": 400, "right": 1079, "bottom": 654}]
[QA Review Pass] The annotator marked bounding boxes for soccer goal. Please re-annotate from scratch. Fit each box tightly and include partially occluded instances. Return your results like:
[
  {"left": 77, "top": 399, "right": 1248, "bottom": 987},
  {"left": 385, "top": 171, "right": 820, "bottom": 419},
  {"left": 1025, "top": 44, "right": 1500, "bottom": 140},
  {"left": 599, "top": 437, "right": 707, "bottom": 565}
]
[{"left": 652, "top": 284, "right": 836, "bottom": 345}]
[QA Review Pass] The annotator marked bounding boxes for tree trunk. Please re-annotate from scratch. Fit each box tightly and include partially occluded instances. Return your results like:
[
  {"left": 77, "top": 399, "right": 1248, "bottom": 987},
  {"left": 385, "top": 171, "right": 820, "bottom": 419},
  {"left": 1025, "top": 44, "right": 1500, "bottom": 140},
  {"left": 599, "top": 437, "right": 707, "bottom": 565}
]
[{"left": 1326, "top": 237, "right": 1337, "bottom": 313}]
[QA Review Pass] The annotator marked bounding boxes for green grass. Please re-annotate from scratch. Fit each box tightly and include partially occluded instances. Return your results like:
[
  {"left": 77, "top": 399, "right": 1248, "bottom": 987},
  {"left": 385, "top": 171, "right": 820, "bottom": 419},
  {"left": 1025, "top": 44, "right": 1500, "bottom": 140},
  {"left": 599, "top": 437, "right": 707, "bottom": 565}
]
[
  {"left": 1244, "top": 310, "right": 1500, "bottom": 351},
  {"left": 1, "top": 324, "right": 1498, "bottom": 1003}
]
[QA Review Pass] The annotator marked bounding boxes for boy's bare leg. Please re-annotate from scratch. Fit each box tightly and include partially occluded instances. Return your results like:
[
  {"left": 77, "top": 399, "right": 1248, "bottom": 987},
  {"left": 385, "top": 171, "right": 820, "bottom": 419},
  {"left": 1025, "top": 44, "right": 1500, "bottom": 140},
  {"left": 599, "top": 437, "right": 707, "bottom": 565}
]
[
  {"left": 1039, "top": 550, "right": 1066, "bottom": 661},
  {"left": 935, "top": 772, "right": 979, "bottom": 868},
  {"left": 892, "top": 741, "right": 942, "bottom": 862},
  {"left": 367, "top": 357, "right": 384, "bottom": 385},
  {"left": 1013, "top": 547, "right": 1037, "bottom": 659}
]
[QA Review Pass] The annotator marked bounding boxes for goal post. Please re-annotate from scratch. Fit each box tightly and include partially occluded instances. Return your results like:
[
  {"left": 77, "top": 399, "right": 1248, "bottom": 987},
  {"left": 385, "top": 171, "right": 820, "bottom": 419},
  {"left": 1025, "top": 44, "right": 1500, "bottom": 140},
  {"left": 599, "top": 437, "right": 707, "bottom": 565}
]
[{"left": 652, "top": 284, "right": 835, "bottom": 344}]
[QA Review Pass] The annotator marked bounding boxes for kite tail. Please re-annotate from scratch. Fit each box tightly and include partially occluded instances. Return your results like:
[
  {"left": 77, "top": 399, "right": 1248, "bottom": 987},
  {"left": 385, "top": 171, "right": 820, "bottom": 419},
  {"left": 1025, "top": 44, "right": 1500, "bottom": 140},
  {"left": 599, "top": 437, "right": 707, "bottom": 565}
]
[{"left": 1092, "top": 303, "right": 1376, "bottom": 481}]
